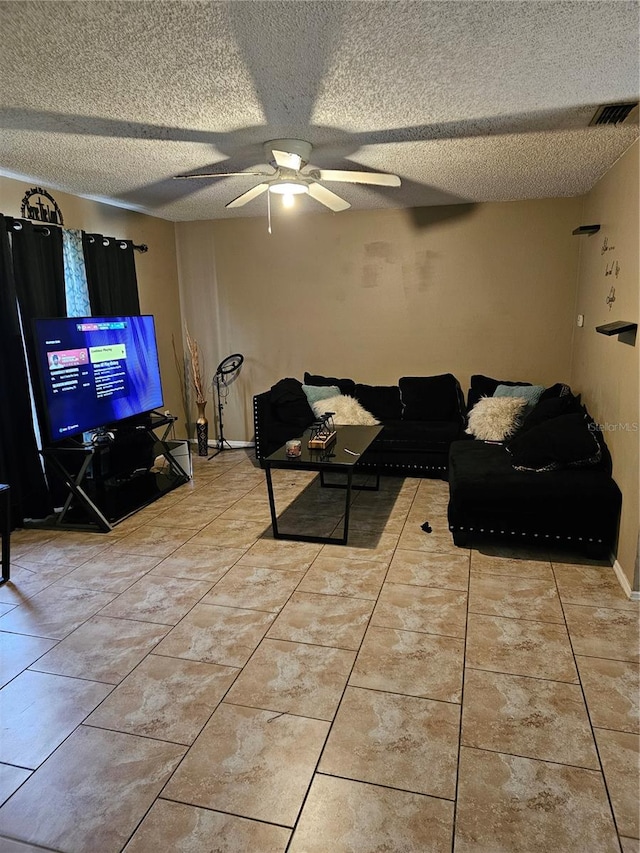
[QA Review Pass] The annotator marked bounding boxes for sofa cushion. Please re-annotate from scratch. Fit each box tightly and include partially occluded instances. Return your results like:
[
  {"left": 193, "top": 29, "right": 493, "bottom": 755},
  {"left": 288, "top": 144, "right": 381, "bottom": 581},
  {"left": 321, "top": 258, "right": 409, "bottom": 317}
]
[
  {"left": 354, "top": 383, "right": 403, "bottom": 421},
  {"left": 311, "top": 394, "right": 379, "bottom": 426},
  {"left": 378, "top": 419, "right": 461, "bottom": 450},
  {"left": 518, "top": 394, "right": 583, "bottom": 434},
  {"left": 304, "top": 372, "right": 356, "bottom": 396},
  {"left": 538, "top": 382, "right": 573, "bottom": 402},
  {"left": 399, "top": 374, "right": 464, "bottom": 422},
  {"left": 302, "top": 383, "right": 341, "bottom": 405},
  {"left": 494, "top": 383, "right": 545, "bottom": 415},
  {"left": 270, "top": 378, "right": 315, "bottom": 428},
  {"left": 507, "top": 413, "right": 602, "bottom": 471},
  {"left": 466, "top": 397, "right": 527, "bottom": 441},
  {"left": 449, "top": 439, "right": 620, "bottom": 514},
  {"left": 467, "top": 374, "right": 531, "bottom": 411}
]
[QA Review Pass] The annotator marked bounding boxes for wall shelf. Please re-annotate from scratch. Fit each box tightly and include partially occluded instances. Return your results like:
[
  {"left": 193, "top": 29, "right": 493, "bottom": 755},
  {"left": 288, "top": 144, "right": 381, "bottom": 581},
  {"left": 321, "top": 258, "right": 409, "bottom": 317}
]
[
  {"left": 572, "top": 225, "right": 601, "bottom": 236},
  {"left": 595, "top": 321, "right": 638, "bottom": 336}
]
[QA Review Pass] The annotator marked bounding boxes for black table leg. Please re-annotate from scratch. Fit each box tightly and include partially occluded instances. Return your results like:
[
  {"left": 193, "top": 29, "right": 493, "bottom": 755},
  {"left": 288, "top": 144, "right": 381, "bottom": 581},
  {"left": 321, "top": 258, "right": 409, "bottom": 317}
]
[
  {"left": 264, "top": 464, "right": 280, "bottom": 539},
  {"left": 0, "top": 484, "right": 10, "bottom": 585}
]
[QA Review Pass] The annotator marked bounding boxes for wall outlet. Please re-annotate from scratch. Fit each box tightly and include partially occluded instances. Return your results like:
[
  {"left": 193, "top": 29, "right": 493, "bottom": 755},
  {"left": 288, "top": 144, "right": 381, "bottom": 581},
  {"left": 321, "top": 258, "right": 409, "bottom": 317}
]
[{"left": 577, "top": 314, "right": 584, "bottom": 327}]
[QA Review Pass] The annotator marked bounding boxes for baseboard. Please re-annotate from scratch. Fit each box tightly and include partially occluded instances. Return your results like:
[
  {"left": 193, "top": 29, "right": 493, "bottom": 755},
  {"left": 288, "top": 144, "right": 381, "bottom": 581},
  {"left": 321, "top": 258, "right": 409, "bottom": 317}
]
[{"left": 611, "top": 556, "right": 640, "bottom": 600}]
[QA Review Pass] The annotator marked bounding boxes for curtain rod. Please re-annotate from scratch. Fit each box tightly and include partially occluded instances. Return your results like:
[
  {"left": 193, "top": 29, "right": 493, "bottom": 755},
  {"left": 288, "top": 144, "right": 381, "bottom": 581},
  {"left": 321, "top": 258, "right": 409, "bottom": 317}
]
[{"left": 4, "top": 216, "right": 148, "bottom": 253}]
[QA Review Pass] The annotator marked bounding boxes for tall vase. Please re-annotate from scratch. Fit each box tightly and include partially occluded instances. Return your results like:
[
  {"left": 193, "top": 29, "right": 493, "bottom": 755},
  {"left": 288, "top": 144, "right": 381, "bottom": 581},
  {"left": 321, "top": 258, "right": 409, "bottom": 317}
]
[{"left": 196, "top": 401, "right": 209, "bottom": 457}]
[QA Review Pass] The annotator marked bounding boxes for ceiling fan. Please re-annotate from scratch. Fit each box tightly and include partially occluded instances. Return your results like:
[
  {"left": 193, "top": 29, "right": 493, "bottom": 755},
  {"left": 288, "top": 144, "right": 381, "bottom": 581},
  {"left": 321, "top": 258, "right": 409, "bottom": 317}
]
[{"left": 173, "top": 138, "right": 401, "bottom": 212}]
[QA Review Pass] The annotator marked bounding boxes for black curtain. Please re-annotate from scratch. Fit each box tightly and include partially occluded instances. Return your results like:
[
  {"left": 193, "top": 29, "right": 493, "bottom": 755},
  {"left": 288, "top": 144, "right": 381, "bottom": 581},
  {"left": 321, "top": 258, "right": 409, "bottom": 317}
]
[
  {"left": 83, "top": 234, "right": 141, "bottom": 315},
  {"left": 0, "top": 217, "right": 57, "bottom": 526}
]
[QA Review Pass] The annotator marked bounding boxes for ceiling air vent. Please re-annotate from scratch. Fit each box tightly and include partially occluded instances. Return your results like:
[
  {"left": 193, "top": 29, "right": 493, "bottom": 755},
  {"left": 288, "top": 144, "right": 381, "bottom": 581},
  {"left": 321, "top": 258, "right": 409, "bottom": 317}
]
[{"left": 589, "top": 102, "right": 639, "bottom": 126}]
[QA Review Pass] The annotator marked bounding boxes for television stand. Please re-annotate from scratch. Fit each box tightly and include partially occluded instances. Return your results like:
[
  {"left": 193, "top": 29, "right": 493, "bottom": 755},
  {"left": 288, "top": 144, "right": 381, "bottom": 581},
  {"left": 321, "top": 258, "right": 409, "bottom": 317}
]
[{"left": 33, "top": 414, "right": 189, "bottom": 533}]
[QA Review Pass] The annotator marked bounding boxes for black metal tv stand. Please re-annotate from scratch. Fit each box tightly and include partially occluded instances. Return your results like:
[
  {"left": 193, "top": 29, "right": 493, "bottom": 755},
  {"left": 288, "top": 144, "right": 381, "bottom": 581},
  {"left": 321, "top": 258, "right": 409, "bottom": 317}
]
[{"left": 34, "top": 413, "right": 189, "bottom": 533}]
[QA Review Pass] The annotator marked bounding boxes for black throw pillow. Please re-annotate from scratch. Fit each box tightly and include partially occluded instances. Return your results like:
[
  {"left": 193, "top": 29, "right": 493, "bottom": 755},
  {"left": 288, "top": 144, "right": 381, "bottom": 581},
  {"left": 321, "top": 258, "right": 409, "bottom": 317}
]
[
  {"left": 270, "top": 378, "right": 315, "bottom": 428},
  {"left": 518, "top": 394, "right": 583, "bottom": 434},
  {"left": 304, "top": 372, "right": 356, "bottom": 397},
  {"left": 507, "top": 412, "right": 601, "bottom": 471},
  {"left": 354, "top": 383, "right": 402, "bottom": 421},
  {"left": 538, "top": 382, "right": 573, "bottom": 402},
  {"left": 399, "top": 374, "right": 465, "bottom": 423},
  {"left": 466, "top": 374, "right": 532, "bottom": 411}
]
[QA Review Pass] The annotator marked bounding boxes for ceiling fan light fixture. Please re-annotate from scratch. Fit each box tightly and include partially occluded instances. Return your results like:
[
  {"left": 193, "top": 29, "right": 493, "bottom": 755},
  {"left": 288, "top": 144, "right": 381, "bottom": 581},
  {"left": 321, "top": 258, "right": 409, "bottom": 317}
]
[{"left": 268, "top": 180, "right": 309, "bottom": 196}]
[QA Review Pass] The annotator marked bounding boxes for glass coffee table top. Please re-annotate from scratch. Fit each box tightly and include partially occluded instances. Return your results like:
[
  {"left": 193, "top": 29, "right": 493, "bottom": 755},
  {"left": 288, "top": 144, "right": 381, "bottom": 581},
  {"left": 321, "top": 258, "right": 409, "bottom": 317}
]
[{"left": 265, "top": 424, "right": 383, "bottom": 468}]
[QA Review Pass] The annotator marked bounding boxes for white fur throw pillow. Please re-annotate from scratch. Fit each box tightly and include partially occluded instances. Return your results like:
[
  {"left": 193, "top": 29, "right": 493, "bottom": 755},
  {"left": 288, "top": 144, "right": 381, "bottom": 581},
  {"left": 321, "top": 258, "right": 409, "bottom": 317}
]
[
  {"left": 311, "top": 395, "right": 380, "bottom": 426},
  {"left": 466, "top": 396, "right": 526, "bottom": 441}
]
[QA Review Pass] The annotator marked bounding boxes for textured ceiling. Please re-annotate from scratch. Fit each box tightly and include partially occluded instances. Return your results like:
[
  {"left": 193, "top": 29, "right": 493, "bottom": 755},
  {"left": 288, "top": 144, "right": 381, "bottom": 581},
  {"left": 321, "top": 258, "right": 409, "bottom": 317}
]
[{"left": 0, "top": 0, "right": 638, "bottom": 221}]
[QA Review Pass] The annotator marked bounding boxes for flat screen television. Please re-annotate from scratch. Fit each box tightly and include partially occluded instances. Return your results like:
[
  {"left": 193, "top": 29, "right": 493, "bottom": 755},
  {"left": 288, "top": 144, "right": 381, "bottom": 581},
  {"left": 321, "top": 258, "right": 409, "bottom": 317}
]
[{"left": 32, "top": 314, "right": 165, "bottom": 443}]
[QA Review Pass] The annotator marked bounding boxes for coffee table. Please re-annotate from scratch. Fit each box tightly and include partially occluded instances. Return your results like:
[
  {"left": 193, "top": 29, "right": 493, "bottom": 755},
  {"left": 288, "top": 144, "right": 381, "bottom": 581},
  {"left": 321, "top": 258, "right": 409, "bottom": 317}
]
[{"left": 263, "top": 424, "right": 383, "bottom": 545}]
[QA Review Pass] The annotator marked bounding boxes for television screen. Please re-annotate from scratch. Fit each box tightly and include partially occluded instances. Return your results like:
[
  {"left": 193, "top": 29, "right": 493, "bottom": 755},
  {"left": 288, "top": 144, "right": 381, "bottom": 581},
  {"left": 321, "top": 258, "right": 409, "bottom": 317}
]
[{"left": 32, "top": 315, "right": 165, "bottom": 442}]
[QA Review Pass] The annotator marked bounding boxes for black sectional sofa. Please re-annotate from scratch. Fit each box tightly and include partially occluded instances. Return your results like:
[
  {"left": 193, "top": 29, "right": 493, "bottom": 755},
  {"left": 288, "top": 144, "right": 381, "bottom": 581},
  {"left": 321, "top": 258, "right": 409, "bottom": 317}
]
[
  {"left": 253, "top": 370, "right": 622, "bottom": 556},
  {"left": 447, "top": 375, "right": 622, "bottom": 557},
  {"left": 253, "top": 371, "right": 466, "bottom": 478}
]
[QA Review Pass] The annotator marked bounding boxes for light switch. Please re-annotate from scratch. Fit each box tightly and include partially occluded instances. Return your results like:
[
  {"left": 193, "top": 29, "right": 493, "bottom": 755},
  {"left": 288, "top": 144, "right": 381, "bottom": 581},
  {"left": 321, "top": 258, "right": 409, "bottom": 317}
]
[{"left": 577, "top": 314, "right": 584, "bottom": 327}]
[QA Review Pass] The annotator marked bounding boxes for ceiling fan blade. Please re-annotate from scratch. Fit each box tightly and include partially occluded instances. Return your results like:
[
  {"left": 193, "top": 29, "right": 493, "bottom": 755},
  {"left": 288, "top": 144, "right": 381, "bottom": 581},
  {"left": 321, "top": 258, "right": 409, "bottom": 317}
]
[
  {"left": 272, "top": 149, "right": 302, "bottom": 171},
  {"left": 307, "top": 182, "right": 351, "bottom": 212},
  {"left": 174, "top": 170, "right": 271, "bottom": 180},
  {"left": 226, "top": 183, "right": 269, "bottom": 208},
  {"left": 311, "top": 169, "right": 401, "bottom": 187}
]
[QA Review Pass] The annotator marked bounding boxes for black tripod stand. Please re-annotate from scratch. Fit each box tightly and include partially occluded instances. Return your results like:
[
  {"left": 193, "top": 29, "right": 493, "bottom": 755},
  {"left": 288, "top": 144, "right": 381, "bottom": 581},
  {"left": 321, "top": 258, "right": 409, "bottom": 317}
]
[{"left": 208, "top": 354, "right": 244, "bottom": 460}]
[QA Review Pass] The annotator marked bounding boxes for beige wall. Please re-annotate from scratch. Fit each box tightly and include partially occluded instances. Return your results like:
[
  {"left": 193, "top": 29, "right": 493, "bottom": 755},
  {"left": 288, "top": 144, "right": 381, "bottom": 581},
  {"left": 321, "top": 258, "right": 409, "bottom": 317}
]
[
  {"left": 0, "top": 176, "right": 186, "bottom": 436},
  {"left": 570, "top": 141, "right": 639, "bottom": 590},
  {"left": 177, "top": 197, "right": 582, "bottom": 443}
]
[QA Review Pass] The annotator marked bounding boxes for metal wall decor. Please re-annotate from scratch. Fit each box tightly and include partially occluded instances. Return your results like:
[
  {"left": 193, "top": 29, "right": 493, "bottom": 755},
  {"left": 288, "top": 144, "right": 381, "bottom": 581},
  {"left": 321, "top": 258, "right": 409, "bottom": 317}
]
[{"left": 20, "top": 187, "right": 64, "bottom": 226}]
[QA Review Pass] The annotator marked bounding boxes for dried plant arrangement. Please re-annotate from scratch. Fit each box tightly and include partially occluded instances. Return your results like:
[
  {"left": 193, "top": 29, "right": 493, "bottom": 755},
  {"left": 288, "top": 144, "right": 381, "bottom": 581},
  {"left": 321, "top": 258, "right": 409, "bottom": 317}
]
[{"left": 184, "top": 324, "right": 207, "bottom": 405}]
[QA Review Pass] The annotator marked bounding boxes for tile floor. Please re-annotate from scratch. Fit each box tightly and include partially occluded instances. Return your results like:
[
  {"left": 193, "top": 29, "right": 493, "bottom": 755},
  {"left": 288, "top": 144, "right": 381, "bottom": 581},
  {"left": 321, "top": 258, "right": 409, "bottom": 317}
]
[{"left": 0, "top": 450, "right": 638, "bottom": 853}]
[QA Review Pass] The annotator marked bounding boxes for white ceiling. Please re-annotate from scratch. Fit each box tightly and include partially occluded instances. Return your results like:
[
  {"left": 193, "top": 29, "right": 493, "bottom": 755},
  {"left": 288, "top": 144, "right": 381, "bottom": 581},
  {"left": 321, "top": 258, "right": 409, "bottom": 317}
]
[{"left": 1, "top": 0, "right": 638, "bottom": 222}]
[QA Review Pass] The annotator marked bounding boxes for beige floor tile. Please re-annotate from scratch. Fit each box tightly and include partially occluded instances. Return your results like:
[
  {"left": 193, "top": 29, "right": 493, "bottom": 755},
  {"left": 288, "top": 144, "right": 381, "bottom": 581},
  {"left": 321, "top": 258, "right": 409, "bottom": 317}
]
[
  {"left": 594, "top": 728, "right": 640, "bottom": 839},
  {"left": 123, "top": 799, "right": 290, "bottom": 852},
  {"left": 0, "top": 765, "right": 31, "bottom": 807},
  {"left": 466, "top": 613, "right": 579, "bottom": 682},
  {"left": 350, "top": 625, "right": 464, "bottom": 702},
  {"left": 56, "top": 551, "right": 161, "bottom": 593},
  {"left": 9, "top": 536, "right": 111, "bottom": 568},
  {"left": 267, "top": 591, "right": 373, "bottom": 649},
  {"left": 154, "top": 602, "right": 274, "bottom": 666},
  {"left": 162, "top": 703, "right": 328, "bottom": 826},
  {"left": 201, "top": 564, "right": 301, "bottom": 612},
  {"left": 236, "top": 538, "right": 322, "bottom": 571},
  {"left": 99, "top": 576, "right": 212, "bottom": 625},
  {"left": 297, "top": 555, "right": 388, "bottom": 599},
  {"left": 454, "top": 747, "right": 619, "bottom": 853},
  {"left": 188, "top": 519, "right": 268, "bottom": 549},
  {"left": 0, "top": 631, "right": 58, "bottom": 688},
  {"left": 621, "top": 837, "right": 640, "bottom": 852},
  {"left": 386, "top": 549, "right": 469, "bottom": 590},
  {"left": 564, "top": 605, "right": 640, "bottom": 662},
  {"left": 0, "top": 585, "right": 117, "bottom": 640},
  {"left": 149, "top": 543, "right": 245, "bottom": 581},
  {"left": 320, "top": 530, "right": 399, "bottom": 564},
  {"left": 468, "top": 574, "right": 565, "bottom": 623},
  {"left": 371, "top": 582, "right": 467, "bottom": 638},
  {"left": 0, "top": 726, "right": 185, "bottom": 853},
  {"left": 148, "top": 501, "right": 226, "bottom": 529},
  {"left": 320, "top": 686, "right": 460, "bottom": 799},
  {"left": 225, "top": 638, "right": 355, "bottom": 720},
  {"left": 553, "top": 563, "right": 640, "bottom": 611},
  {"left": 576, "top": 655, "right": 639, "bottom": 733},
  {"left": 86, "top": 654, "right": 238, "bottom": 744},
  {"left": 397, "top": 526, "right": 460, "bottom": 556},
  {"left": 470, "top": 549, "right": 553, "bottom": 579},
  {"left": 110, "top": 524, "right": 201, "bottom": 558},
  {"left": 30, "top": 616, "right": 169, "bottom": 683},
  {"left": 0, "top": 563, "right": 76, "bottom": 606},
  {"left": 0, "top": 670, "right": 111, "bottom": 768},
  {"left": 289, "top": 774, "right": 454, "bottom": 853},
  {"left": 461, "top": 669, "right": 598, "bottom": 768}
]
